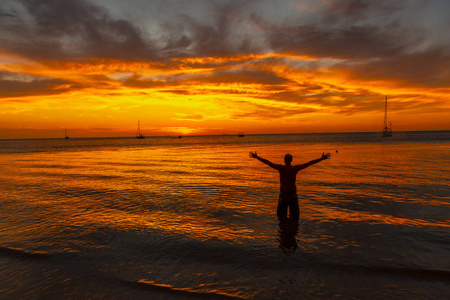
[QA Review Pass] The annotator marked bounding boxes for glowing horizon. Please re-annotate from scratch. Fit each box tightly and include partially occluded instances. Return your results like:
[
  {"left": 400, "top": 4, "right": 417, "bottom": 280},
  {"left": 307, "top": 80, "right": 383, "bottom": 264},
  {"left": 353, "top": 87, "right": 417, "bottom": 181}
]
[{"left": 1, "top": 0, "right": 449, "bottom": 139}]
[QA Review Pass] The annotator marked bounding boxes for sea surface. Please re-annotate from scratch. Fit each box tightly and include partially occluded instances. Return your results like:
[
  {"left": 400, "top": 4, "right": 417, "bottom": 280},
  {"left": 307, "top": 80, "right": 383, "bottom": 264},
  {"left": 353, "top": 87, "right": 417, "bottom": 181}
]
[{"left": 0, "top": 132, "right": 449, "bottom": 299}]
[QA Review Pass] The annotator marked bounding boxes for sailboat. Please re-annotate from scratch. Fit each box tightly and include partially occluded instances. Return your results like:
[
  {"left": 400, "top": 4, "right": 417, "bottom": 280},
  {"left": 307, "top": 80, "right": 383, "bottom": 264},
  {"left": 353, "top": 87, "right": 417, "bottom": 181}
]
[
  {"left": 65, "top": 128, "right": 69, "bottom": 139},
  {"left": 382, "top": 96, "right": 392, "bottom": 137},
  {"left": 136, "top": 120, "right": 145, "bottom": 139}
]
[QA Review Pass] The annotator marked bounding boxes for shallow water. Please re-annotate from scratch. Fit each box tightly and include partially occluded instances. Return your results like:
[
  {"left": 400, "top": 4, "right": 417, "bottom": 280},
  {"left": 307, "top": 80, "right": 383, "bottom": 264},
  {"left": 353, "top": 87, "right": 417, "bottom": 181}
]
[{"left": 0, "top": 132, "right": 449, "bottom": 299}]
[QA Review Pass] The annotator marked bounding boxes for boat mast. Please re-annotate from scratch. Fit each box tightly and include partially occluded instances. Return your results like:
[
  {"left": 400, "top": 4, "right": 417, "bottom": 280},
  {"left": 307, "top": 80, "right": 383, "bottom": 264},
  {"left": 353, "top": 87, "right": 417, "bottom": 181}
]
[
  {"left": 136, "top": 120, "right": 145, "bottom": 138},
  {"left": 382, "top": 96, "right": 392, "bottom": 137}
]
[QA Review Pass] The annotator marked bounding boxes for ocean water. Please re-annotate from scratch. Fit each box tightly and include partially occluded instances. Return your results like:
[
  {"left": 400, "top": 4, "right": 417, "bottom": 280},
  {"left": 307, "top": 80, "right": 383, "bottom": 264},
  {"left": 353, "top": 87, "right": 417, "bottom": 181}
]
[{"left": 0, "top": 132, "right": 449, "bottom": 299}]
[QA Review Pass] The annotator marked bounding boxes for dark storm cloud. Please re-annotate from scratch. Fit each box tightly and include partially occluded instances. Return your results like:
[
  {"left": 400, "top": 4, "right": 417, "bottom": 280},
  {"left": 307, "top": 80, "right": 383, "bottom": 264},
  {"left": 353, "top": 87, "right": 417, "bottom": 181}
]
[
  {"left": 251, "top": 15, "right": 412, "bottom": 60},
  {"left": 337, "top": 48, "right": 450, "bottom": 88},
  {"left": 0, "top": 0, "right": 444, "bottom": 62},
  {"left": 1, "top": 0, "right": 448, "bottom": 91},
  {"left": 0, "top": 78, "right": 68, "bottom": 98},
  {"left": 0, "top": 0, "right": 261, "bottom": 61},
  {"left": 0, "top": 10, "right": 15, "bottom": 18},
  {"left": 320, "top": 0, "right": 404, "bottom": 23},
  {"left": 246, "top": 0, "right": 449, "bottom": 89},
  {"left": 325, "top": 0, "right": 376, "bottom": 16},
  {"left": 158, "top": 1, "right": 257, "bottom": 58},
  {"left": 0, "top": 71, "right": 74, "bottom": 98},
  {"left": 0, "top": 0, "right": 153, "bottom": 60}
]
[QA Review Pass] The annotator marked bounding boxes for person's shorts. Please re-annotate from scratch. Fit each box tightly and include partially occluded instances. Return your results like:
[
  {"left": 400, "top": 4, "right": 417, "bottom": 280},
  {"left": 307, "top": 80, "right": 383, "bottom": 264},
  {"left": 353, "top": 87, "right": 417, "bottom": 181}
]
[{"left": 277, "top": 191, "right": 299, "bottom": 219}]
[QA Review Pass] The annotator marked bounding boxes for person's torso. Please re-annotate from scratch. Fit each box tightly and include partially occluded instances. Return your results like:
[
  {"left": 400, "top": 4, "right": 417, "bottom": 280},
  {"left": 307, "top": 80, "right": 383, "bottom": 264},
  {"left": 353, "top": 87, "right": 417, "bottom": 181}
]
[{"left": 278, "top": 165, "right": 299, "bottom": 192}]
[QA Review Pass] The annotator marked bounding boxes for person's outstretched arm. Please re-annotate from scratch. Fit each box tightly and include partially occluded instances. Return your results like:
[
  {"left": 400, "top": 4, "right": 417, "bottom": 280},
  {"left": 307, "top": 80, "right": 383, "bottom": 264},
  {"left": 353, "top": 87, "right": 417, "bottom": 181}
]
[
  {"left": 296, "top": 153, "right": 330, "bottom": 171},
  {"left": 250, "top": 152, "right": 281, "bottom": 170}
]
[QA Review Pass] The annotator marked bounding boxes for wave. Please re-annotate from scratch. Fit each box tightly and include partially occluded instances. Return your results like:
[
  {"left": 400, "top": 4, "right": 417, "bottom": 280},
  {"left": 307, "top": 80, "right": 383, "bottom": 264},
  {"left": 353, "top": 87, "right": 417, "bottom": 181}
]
[
  {"left": 0, "top": 246, "right": 52, "bottom": 260},
  {"left": 121, "top": 278, "right": 243, "bottom": 299},
  {"left": 315, "top": 259, "right": 450, "bottom": 281}
]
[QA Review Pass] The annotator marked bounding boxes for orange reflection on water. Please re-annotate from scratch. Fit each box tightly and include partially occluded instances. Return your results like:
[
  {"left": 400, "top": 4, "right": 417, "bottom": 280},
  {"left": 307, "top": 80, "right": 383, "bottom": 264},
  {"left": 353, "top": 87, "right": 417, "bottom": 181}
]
[
  {"left": 303, "top": 205, "right": 450, "bottom": 228},
  {"left": 9, "top": 145, "right": 269, "bottom": 244},
  {"left": 2, "top": 137, "right": 448, "bottom": 250},
  {"left": 137, "top": 278, "right": 240, "bottom": 299}
]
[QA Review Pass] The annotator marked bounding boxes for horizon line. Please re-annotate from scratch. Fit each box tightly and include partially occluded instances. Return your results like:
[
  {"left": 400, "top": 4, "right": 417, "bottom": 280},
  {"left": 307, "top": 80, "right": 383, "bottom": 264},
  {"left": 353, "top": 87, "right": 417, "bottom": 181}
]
[{"left": 1, "top": 130, "right": 449, "bottom": 141}]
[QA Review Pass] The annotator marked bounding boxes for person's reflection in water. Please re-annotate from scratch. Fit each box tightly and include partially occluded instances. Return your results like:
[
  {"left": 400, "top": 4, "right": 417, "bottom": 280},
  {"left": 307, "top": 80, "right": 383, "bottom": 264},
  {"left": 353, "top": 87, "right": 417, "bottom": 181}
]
[{"left": 278, "top": 216, "right": 299, "bottom": 252}]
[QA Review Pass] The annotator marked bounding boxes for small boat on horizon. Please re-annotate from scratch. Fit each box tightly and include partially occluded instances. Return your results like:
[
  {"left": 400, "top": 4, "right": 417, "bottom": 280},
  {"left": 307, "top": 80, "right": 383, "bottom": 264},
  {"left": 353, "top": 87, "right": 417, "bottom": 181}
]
[
  {"left": 238, "top": 132, "right": 244, "bottom": 137},
  {"left": 136, "top": 120, "right": 145, "bottom": 139},
  {"left": 382, "top": 96, "right": 392, "bottom": 137},
  {"left": 65, "top": 128, "right": 69, "bottom": 139}
]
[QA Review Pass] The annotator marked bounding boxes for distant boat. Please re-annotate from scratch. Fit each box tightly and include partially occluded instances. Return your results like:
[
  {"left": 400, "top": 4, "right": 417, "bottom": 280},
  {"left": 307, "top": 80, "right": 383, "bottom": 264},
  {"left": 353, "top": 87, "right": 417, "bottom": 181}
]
[
  {"left": 382, "top": 96, "right": 392, "bottom": 137},
  {"left": 136, "top": 120, "right": 145, "bottom": 139},
  {"left": 65, "top": 128, "right": 69, "bottom": 139},
  {"left": 238, "top": 132, "right": 244, "bottom": 137}
]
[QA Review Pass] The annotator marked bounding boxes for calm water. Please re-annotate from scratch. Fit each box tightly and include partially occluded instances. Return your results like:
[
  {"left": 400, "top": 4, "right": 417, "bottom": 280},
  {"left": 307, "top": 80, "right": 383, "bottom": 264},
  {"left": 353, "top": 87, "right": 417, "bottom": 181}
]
[{"left": 0, "top": 132, "right": 449, "bottom": 299}]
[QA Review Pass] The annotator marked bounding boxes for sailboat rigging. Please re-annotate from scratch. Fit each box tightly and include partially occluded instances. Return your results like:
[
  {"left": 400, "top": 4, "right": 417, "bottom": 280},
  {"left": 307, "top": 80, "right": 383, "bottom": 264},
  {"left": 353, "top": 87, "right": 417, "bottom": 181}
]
[
  {"left": 136, "top": 120, "right": 145, "bottom": 139},
  {"left": 65, "top": 128, "right": 69, "bottom": 139},
  {"left": 382, "top": 96, "right": 392, "bottom": 137}
]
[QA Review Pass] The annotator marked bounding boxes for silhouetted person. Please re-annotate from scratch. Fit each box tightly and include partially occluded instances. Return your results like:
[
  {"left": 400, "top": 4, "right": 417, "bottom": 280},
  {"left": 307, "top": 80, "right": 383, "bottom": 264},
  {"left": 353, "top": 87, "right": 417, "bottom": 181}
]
[{"left": 250, "top": 152, "right": 330, "bottom": 220}]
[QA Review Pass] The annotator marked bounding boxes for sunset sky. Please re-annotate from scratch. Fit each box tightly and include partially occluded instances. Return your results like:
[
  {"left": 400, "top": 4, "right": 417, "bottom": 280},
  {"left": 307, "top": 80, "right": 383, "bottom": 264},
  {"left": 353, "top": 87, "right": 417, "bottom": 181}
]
[{"left": 0, "top": 0, "right": 449, "bottom": 138}]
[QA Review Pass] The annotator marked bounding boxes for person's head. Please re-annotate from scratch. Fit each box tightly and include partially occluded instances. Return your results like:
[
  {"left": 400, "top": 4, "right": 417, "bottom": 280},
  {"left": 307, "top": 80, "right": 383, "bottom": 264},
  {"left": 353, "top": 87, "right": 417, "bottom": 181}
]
[{"left": 284, "top": 154, "right": 293, "bottom": 165}]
